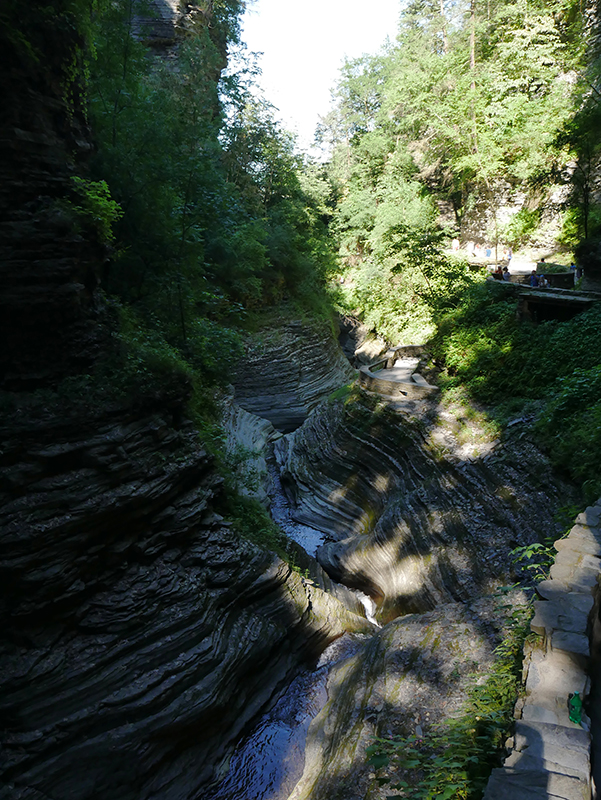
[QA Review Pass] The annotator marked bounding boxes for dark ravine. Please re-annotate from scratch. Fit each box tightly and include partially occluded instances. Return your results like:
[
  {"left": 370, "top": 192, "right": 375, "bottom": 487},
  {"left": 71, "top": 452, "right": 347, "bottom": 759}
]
[
  {"left": 211, "top": 329, "right": 577, "bottom": 800},
  {"left": 275, "top": 391, "right": 572, "bottom": 622},
  {"left": 0, "top": 403, "right": 370, "bottom": 800}
]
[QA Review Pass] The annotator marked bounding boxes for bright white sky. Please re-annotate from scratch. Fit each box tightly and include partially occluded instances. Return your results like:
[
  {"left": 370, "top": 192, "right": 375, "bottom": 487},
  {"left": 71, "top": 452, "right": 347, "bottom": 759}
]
[{"left": 240, "top": 0, "right": 402, "bottom": 153}]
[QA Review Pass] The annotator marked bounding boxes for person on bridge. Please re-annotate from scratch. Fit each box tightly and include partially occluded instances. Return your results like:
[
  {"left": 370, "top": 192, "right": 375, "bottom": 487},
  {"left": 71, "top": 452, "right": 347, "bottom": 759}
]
[
  {"left": 529, "top": 270, "right": 539, "bottom": 287},
  {"left": 502, "top": 267, "right": 511, "bottom": 281}
]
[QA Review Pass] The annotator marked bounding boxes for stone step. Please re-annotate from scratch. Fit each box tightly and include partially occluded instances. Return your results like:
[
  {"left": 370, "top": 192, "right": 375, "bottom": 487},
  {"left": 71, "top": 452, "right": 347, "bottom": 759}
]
[
  {"left": 483, "top": 766, "right": 590, "bottom": 799},
  {"left": 531, "top": 596, "right": 593, "bottom": 638}
]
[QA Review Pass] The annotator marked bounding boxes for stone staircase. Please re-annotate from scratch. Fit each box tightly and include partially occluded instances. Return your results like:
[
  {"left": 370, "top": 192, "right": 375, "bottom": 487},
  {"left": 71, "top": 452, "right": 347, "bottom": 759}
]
[
  {"left": 483, "top": 500, "right": 601, "bottom": 800},
  {"left": 358, "top": 345, "right": 438, "bottom": 400}
]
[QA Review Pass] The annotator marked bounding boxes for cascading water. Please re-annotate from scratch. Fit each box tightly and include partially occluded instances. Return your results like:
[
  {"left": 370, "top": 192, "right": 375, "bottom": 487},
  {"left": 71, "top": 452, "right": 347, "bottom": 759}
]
[
  {"left": 267, "top": 461, "right": 325, "bottom": 556},
  {"left": 203, "top": 460, "right": 380, "bottom": 799}
]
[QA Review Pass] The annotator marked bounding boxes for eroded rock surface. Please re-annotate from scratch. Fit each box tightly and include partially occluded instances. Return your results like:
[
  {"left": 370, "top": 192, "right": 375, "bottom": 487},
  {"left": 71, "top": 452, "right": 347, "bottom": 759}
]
[
  {"left": 276, "top": 392, "right": 572, "bottom": 620},
  {"left": 288, "top": 593, "right": 528, "bottom": 800},
  {"left": 0, "top": 407, "right": 369, "bottom": 800},
  {"left": 232, "top": 320, "right": 356, "bottom": 433},
  {"left": 222, "top": 395, "right": 281, "bottom": 505}
]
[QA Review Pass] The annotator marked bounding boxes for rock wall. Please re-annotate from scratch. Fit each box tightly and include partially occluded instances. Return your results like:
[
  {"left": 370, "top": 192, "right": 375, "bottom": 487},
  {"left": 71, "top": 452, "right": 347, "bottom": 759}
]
[
  {"left": 276, "top": 392, "right": 573, "bottom": 621},
  {"left": 287, "top": 592, "right": 529, "bottom": 800},
  {"left": 0, "top": 3, "right": 106, "bottom": 390},
  {"left": 232, "top": 319, "right": 357, "bottom": 433},
  {"left": 0, "top": 405, "right": 369, "bottom": 800}
]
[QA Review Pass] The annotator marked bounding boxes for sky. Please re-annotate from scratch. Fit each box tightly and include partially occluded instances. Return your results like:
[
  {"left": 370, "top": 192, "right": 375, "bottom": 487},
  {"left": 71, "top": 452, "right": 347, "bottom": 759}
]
[{"left": 240, "top": 0, "right": 402, "bottom": 153}]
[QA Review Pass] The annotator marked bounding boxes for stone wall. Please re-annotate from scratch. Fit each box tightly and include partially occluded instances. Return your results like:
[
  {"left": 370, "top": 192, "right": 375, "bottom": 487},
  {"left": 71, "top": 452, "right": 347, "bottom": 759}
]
[{"left": 483, "top": 499, "right": 601, "bottom": 800}]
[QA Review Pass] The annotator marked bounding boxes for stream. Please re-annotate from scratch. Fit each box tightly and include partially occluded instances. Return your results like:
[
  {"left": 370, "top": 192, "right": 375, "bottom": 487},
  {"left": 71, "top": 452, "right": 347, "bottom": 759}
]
[
  {"left": 203, "top": 462, "right": 378, "bottom": 799},
  {"left": 202, "top": 634, "right": 365, "bottom": 800}
]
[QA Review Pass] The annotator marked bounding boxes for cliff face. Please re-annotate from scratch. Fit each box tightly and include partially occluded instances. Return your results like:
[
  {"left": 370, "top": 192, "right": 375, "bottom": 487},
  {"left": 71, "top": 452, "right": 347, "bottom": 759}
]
[
  {"left": 0, "top": 9, "right": 370, "bottom": 798},
  {"left": 0, "top": 4, "right": 107, "bottom": 390},
  {"left": 0, "top": 403, "right": 369, "bottom": 799},
  {"left": 232, "top": 320, "right": 357, "bottom": 433},
  {"left": 276, "top": 393, "right": 574, "bottom": 621}
]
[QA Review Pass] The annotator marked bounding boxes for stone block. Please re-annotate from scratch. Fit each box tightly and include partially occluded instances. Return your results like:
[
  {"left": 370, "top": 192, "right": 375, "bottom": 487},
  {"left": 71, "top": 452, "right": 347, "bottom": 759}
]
[
  {"left": 555, "top": 536, "right": 601, "bottom": 557},
  {"left": 503, "top": 752, "right": 590, "bottom": 791},
  {"left": 483, "top": 766, "right": 589, "bottom": 800},
  {"left": 531, "top": 599, "right": 590, "bottom": 637},
  {"left": 522, "top": 704, "right": 565, "bottom": 726},
  {"left": 514, "top": 720, "right": 590, "bottom": 764},
  {"left": 537, "top": 580, "right": 571, "bottom": 601},
  {"left": 548, "top": 562, "right": 600, "bottom": 594},
  {"left": 576, "top": 505, "right": 601, "bottom": 527},
  {"left": 552, "top": 631, "right": 590, "bottom": 660},
  {"left": 525, "top": 648, "right": 588, "bottom": 704}
]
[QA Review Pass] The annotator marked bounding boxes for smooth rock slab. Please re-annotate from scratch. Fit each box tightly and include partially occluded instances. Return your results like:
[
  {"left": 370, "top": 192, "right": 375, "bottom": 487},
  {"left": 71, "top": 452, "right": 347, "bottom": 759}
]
[{"left": 484, "top": 766, "right": 590, "bottom": 800}]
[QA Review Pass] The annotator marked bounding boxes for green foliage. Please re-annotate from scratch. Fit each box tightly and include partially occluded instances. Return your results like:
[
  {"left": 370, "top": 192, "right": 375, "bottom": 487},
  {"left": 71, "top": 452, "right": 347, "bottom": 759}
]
[
  {"left": 501, "top": 208, "right": 541, "bottom": 247},
  {"left": 536, "top": 366, "right": 601, "bottom": 500},
  {"left": 430, "top": 279, "right": 601, "bottom": 496},
  {"left": 510, "top": 542, "right": 555, "bottom": 581},
  {"left": 222, "top": 494, "right": 290, "bottom": 556},
  {"left": 69, "top": 176, "right": 122, "bottom": 242},
  {"left": 368, "top": 601, "right": 531, "bottom": 799}
]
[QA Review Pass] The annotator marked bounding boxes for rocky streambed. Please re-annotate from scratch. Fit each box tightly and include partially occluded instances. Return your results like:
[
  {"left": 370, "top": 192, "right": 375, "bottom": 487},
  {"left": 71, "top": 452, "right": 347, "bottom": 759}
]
[
  {"left": 0, "top": 318, "right": 577, "bottom": 800},
  {"left": 212, "top": 320, "right": 577, "bottom": 800}
]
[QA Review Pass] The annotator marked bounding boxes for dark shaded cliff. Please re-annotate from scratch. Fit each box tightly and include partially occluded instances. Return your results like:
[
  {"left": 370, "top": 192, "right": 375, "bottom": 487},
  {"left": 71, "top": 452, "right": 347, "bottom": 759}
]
[
  {"left": 0, "top": 8, "right": 370, "bottom": 797},
  {"left": 0, "top": 1, "right": 106, "bottom": 390}
]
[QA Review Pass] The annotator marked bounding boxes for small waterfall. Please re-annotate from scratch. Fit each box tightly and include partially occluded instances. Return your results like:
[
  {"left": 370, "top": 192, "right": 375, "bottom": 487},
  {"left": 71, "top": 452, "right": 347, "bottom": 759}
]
[
  {"left": 268, "top": 461, "right": 325, "bottom": 556},
  {"left": 355, "top": 590, "right": 381, "bottom": 627}
]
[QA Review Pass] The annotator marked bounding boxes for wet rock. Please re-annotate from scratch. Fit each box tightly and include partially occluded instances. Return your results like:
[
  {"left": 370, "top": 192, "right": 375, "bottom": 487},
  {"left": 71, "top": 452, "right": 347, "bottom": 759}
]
[
  {"left": 275, "top": 392, "right": 571, "bottom": 620},
  {"left": 0, "top": 408, "right": 369, "bottom": 800},
  {"left": 287, "top": 595, "right": 524, "bottom": 800}
]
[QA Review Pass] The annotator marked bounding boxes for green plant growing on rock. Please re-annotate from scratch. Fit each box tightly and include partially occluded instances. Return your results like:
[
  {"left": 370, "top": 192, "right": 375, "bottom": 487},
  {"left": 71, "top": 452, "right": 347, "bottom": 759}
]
[
  {"left": 367, "top": 604, "right": 531, "bottom": 799},
  {"left": 510, "top": 542, "right": 555, "bottom": 582},
  {"left": 70, "top": 176, "right": 123, "bottom": 242}
]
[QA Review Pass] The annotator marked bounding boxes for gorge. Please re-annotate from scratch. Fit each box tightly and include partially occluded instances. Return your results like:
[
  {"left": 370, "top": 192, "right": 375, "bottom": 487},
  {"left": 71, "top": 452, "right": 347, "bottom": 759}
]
[{"left": 3, "top": 0, "right": 601, "bottom": 798}]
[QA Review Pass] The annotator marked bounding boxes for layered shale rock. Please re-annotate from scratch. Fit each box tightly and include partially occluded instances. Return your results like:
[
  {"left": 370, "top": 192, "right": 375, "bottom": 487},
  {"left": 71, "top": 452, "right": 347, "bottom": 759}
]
[
  {"left": 288, "top": 592, "right": 529, "bottom": 800},
  {"left": 276, "top": 392, "right": 572, "bottom": 621},
  {"left": 232, "top": 320, "right": 356, "bottom": 433},
  {"left": 222, "top": 395, "right": 281, "bottom": 505},
  {"left": 0, "top": 407, "right": 369, "bottom": 800},
  {"left": 0, "top": 5, "right": 106, "bottom": 390}
]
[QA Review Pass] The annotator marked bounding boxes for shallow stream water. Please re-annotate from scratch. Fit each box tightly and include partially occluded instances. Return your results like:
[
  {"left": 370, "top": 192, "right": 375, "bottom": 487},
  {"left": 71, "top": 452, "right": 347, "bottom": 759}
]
[
  {"left": 203, "top": 462, "right": 376, "bottom": 799},
  {"left": 202, "top": 634, "right": 366, "bottom": 800}
]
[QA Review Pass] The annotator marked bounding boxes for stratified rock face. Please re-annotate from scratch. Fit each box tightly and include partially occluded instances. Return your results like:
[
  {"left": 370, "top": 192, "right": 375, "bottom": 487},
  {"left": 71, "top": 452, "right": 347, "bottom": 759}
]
[
  {"left": 0, "top": 409, "right": 368, "bottom": 800},
  {"left": 338, "top": 316, "right": 389, "bottom": 366},
  {"left": 276, "top": 393, "right": 572, "bottom": 620},
  {"left": 0, "top": 6, "right": 105, "bottom": 390},
  {"left": 222, "top": 395, "right": 281, "bottom": 505},
  {"left": 232, "top": 320, "right": 357, "bottom": 433},
  {"left": 288, "top": 592, "right": 529, "bottom": 800}
]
